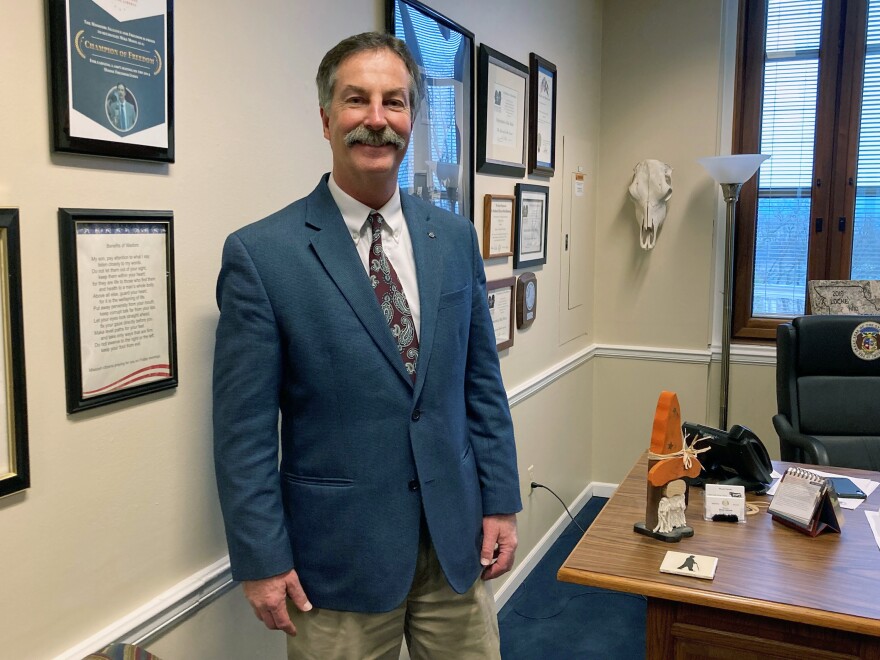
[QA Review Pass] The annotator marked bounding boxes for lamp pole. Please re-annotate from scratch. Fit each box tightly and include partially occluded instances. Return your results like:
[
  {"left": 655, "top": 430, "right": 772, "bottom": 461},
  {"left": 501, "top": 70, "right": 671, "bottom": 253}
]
[
  {"left": 698, "top": 154, "right": 768, "bottom": 431},
  {"left": 719, "top": 182, "right": 743, "bottom": 432}
]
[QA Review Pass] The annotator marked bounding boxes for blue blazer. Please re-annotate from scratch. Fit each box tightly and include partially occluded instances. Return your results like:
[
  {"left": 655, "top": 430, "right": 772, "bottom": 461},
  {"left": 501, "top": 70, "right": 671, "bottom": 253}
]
[{"left": 213, "top": 176, "right": 521, "bottom": 613}]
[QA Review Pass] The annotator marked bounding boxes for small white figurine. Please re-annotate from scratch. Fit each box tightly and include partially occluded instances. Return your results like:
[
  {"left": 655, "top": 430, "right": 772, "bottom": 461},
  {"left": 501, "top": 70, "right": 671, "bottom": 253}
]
[
  {"left": 666, "top": 479, "right": 688, "bottom": 529},
  {"left": 653, "top": 479, "right": 688, "bottom": 533},
  {"left": 653, "top": 496, "right": 672, "bottom": 534},
  {"left": 628, "top": 159, "right": 673, "bottom": 250}
]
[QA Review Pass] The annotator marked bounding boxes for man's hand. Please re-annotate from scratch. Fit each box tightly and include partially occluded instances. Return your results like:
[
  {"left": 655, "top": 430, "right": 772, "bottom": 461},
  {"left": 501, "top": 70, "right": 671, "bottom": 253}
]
[
  {"left": 480, "top": 513, "right": 518, "bottom": 580},
  {"left": 242, "top": 569, "right": 312, "bottom": 636}
]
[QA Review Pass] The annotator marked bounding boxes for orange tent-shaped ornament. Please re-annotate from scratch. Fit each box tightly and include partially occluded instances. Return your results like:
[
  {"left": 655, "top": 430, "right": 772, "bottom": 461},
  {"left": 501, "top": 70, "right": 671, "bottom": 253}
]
[{"left": 633, "top": 391, "right": 704, "bottom": 542}]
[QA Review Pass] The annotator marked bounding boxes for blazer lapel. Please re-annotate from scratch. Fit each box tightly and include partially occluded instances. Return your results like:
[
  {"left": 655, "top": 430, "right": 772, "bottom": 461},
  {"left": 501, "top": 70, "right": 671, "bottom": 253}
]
[
  {"left": 402, "top": 194, "right": 441, "bottom": 400},
  {"left": 306, "top": 180, "right": 413, "bottom": 386}
]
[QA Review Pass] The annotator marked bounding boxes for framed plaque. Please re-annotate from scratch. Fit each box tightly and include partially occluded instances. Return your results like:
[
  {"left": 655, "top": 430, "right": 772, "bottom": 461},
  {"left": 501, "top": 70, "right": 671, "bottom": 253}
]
[
  {"left": 514, "top": 183, "right": 549, "bottom": 269},
  {"left": 482, "top": 194, "right": 515, "bottom": 259},
  {"left": 517, "top": 272, "right": 537, "bottom": 329},
  {"left": 47, "top": 0, "right": 175, "bottom": 162},
  {"left": 477, "top": 44, "right": 528, "bottom": 177},
  {"left": 58, "top": 208, "right": 178, "bottom": 413},
  {"left": 528, "top": 53, "right": 557, "bottom": 177},
  {"left": 487, "top": 277, "right": 515, "bottom": 351},
  {"left": 387, "top": 0, "right": 474, "bottom": 219},
  {"left": 0, "top": 209, "right": 29, "bottom": 499}
]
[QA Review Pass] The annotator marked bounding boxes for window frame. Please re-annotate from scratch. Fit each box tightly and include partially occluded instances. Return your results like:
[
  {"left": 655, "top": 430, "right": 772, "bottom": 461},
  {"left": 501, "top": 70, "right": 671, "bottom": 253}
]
[{"left": 732, "top": 0, "right": 869, "bottom": 341}]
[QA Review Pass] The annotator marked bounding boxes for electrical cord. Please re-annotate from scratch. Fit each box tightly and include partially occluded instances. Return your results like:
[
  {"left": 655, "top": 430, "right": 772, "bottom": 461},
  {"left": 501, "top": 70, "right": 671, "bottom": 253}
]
[{"left": 531, "top": 482, "right": 587, "bottom": 533}]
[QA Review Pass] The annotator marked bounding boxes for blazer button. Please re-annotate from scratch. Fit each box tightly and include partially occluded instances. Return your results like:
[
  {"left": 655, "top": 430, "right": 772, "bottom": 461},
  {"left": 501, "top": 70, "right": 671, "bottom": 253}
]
[
  {"left": 411, "top": 409, "right": 421, "bottom": 421},
  {"left": 408, "top": 480, "right": 420, "bottom": 491}
]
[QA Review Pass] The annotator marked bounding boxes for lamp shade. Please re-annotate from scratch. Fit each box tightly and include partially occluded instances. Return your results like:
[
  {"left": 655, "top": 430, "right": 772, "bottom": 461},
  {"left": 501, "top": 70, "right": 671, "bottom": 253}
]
[{"left": 698, "top": 154, "right": 770, "bottom": 184}]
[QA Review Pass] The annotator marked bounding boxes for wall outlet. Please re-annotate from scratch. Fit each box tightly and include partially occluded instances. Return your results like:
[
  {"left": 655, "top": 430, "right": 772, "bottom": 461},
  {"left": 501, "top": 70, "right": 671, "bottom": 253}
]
[{"left": 527, "top": 465, "right": 535, "bottom": 491}]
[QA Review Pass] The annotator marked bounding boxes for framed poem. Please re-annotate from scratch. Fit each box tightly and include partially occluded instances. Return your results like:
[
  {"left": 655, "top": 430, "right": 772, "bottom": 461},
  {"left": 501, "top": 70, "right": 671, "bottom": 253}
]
[
  {"left": 46, "top": 0, "right": 175, "bottom": 162},
  {"left": 477, "top": 44, "right": 528, "bottom": 177},
  {"left": 387, "top": 0, "right": 474, "bottom": 219},
  {"left": 514, "top": 183, "right": 549, "bottom": 268},
  {"left": 487, "top": 277, "right": 515, "bottom": 351},
  {"left": 482, "top": 194, "right": 515, "bottom": 259},
  {"left": 58, "top": 208, "right": 178, "bottom": 413},
  {"left": 0, "top": 210, "right": 29, "bottom": 499},
  {"left": 516, "top": 271, "right": 537, "bottom": 329},
  {"left": 528, "top": 53, "right": 557, "bottom": 176}
]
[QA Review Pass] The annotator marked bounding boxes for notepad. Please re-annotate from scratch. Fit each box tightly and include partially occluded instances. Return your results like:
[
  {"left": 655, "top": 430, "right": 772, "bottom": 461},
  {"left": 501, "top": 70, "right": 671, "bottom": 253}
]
[{"left": 659, "top": 551, "right": 718, "bottom": 580}]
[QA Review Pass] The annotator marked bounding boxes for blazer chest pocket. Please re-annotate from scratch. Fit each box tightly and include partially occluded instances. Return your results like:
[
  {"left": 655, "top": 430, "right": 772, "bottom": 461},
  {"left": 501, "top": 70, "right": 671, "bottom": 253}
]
[{"left": 438, "top": 285, "right": 470, "bottom": 310}]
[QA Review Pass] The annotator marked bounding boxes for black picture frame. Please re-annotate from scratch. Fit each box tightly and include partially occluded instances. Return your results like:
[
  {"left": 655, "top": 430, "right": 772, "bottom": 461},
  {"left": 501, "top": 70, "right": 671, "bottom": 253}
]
[
  {"left": 0, "top": 209, "right": 29, "bottom": 499},
  {"left": 477, "top": 44, "right": 528, "bottom": 177},
  {"left": 514, "top": 183, "right": 549, "bottom": 269},
  {"left": 387, "top": 0, "right": 474, "bottom": 219},
  {"left": 487, "top": 276, "right": 515, "bottom": 351},
  {"left": 46, "top": 0, "right": 175, "bottom": 162},
  {"left": 528, "top": 53, "right": 557, "bottom": 177},
  {"left": 58, "top": 209, "right": 178, "bottom": 413}
]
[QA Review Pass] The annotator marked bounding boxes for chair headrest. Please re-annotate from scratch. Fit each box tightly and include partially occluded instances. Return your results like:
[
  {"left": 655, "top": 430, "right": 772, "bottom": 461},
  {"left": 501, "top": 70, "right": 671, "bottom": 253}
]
[{"left": 791, "top": 315, "right": 880, "bottom": 376}]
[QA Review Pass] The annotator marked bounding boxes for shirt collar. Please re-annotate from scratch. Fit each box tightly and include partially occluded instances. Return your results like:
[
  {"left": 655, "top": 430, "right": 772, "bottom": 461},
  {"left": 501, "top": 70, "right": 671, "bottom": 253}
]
[{"left": 328, "top": 174, "right": 403, "bottom": 242}]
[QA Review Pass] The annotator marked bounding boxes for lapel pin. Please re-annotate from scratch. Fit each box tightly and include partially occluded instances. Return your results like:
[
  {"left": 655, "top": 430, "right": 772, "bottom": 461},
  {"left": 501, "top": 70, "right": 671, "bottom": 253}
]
[{"left": 428, "top": 232, "right": 436, "bottom": 239}]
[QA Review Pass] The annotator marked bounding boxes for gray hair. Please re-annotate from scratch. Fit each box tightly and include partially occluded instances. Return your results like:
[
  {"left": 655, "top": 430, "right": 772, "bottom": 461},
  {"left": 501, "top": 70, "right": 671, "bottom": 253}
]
[{"left": 316, "top": 32, "right": 424, "bottom": 117}]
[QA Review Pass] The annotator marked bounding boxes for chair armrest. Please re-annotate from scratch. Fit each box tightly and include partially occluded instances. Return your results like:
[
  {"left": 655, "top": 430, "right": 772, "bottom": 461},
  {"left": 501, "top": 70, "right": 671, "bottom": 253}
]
[{"left": 772, "top": 414, "right": 831, "bottom": 465}]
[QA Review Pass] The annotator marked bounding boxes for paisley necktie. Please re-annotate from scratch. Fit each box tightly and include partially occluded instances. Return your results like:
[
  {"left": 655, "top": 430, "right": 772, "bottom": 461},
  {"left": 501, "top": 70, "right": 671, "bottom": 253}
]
[{"left": 368, "top": 211, "right": 419, "bottom": 380}]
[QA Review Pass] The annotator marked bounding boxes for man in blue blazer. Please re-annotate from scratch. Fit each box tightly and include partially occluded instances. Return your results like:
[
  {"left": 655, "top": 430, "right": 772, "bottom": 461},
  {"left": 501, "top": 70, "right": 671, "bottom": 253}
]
[{"left": 213, "top": 32, "right": 521, "bottom": 658}]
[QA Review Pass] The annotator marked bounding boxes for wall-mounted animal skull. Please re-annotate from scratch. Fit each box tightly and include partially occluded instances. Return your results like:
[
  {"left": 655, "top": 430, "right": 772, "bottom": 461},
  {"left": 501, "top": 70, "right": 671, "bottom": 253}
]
[{"left": 628, "top": 159, "right": 673, "bottom": 250}]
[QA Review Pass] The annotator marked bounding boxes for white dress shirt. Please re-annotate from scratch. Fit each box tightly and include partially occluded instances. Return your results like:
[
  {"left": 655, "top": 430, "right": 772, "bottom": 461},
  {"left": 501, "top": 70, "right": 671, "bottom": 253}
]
[{"left": 328, "top": 174, "right": 421, "bottom": 339}]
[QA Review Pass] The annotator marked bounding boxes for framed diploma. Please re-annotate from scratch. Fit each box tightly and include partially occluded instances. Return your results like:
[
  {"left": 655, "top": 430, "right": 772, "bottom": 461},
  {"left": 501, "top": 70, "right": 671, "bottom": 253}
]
[
  {"left": 482, "top": 194, "right": 515, "bottom": 259},
  {"left": 514, "top": 183, "right": 549, "bottom": 269},
  {"left": 516, "top": 271, "right": 537, "bottom": 329},
  {"left": 387, "top": 0, "right": 474, "bottom": 220},
  {"left": 58, "top": 209, "right": 178, "bottom": 413},
  {"left": 0, "top": 210, "right": 29, "bottom": 499},
  {"left": 528, "top": 53, "right": 557, "bottom": 177},
  {"left": 47, "top": 0, "right": 175, "bottom": 162},
  {"left": 487, "top": 277, "right": 515, "bottom": 351},
  {"left": 477, "top": 44, "right": 528, "bottom": 177}
]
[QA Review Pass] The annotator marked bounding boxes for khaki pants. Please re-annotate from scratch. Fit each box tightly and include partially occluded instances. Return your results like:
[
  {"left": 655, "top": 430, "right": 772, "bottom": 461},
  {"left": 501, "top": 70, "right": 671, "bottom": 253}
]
[{"left": 286, "top": 538, "right": 500, "bottom": 660}]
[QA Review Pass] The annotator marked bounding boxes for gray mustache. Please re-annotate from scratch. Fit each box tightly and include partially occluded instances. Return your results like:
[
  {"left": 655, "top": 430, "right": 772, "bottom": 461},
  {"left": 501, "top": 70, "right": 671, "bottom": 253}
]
[{"left": 344, "top": 125, "right": 406, "bottom": 150}]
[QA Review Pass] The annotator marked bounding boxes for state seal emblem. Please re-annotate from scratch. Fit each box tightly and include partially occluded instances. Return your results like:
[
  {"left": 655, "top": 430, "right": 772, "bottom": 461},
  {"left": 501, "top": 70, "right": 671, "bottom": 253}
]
[{"left": 851, "top": 321, "right": 880, "bottom": 360}]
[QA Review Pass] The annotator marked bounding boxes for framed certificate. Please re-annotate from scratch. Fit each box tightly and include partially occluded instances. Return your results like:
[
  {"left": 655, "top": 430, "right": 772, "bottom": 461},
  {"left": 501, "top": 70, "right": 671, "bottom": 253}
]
[
  {"left": 514, "top": 183, "right": 549, "bottom": 268},
  {"left": 482, "top": 194, "right": 515, "bottom": 259},
  {"left": 46, "top": 0, "right": 175, "bottom": 162},
  {"left": 387, "top": 0, "right": 474, "bottom": 219},
  {"left": 528, "top": 53, "right": 557, "bottom": 177},
  {"left": 487, "top": 277, "right": 515, "bottom": 351},
  {"left": 477, "top": 44, "right": 528, "bottom": 177},
  {"left": 58, "top": 208, "right": 178, "bottom": 413},
  {"left": 0, "top": 209, "right": 29, "bottom": 499}
]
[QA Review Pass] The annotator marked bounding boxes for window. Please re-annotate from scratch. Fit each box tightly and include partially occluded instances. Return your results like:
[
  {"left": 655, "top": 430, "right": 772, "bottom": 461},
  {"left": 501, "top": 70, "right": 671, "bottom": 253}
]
[{"left": 733, "top": 0, "right": 876, "bottom": 340}]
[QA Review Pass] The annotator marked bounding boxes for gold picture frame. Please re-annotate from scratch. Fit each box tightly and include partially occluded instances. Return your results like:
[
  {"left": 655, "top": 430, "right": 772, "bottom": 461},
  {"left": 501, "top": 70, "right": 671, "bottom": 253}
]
[{"left": 482, "top": 194, "right": 515, "bottom": 259}]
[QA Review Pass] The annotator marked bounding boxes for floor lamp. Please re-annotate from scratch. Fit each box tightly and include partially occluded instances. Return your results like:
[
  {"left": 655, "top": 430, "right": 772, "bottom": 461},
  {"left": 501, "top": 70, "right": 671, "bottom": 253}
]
[{"left": 698, "top": 154, "right": 769, "bottom": 431}]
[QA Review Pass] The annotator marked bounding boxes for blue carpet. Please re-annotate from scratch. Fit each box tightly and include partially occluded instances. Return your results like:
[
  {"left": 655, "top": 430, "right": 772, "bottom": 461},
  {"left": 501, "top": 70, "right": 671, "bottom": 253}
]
[{"left": 499, "top": 498, "right": 647, "bottom": 659}]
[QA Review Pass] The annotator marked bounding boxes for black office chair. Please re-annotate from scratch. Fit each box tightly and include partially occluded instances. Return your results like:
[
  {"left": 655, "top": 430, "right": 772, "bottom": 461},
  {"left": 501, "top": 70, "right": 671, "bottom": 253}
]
[{"left": 773, "top": 315, "right": 880, "bottom": 469}]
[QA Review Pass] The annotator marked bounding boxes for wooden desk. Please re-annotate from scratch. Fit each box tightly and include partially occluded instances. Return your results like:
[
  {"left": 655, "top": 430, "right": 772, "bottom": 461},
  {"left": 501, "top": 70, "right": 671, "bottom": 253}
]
[{"left": 558, "top": 453, "right": 880, "bottom": 659}]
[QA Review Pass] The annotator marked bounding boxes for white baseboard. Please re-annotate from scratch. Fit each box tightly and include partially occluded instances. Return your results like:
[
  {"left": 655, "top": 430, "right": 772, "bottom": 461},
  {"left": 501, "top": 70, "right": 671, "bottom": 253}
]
[{"left": 492, "top": 480, "right": 617, "bottom": 610}]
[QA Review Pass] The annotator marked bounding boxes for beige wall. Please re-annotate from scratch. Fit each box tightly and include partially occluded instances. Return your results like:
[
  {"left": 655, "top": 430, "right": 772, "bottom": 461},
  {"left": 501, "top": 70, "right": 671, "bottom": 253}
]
[
  {"left": 592, "top": 0, "right": 779, "bottom": 473},
  {"left": 0, "top": 0, "right": 602, "bottom": 657}
]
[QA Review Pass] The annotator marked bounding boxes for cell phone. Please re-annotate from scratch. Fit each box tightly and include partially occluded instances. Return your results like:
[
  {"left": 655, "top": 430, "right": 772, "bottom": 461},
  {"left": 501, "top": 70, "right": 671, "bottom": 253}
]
[{"left": 829, "top": 477, "right": 867, "bottom": 499}]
